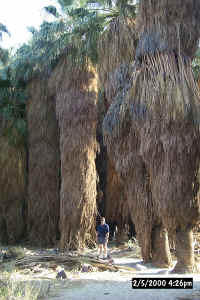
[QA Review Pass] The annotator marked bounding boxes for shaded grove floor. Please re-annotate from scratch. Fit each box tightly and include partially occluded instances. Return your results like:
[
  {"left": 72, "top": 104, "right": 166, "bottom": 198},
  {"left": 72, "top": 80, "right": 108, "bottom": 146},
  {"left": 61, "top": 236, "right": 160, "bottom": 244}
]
[
  {"left": 1, "top": 243, "right": 200, "bottom": 300},
  {"left": 46, "top": 276, "right": 200, "bottom": 300},
  {"left": 45, "top": 246, "right": 200, "bottom": 300}
]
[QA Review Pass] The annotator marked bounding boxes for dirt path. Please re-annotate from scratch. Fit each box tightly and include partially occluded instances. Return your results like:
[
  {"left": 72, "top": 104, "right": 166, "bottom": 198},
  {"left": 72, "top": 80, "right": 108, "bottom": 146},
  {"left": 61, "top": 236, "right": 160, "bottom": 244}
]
[
  {"left": 3, "top": 245, "right": 200, "bottom": 300},
  {"left": 46, "top": 250, "right": 200, "bottom": 300}
]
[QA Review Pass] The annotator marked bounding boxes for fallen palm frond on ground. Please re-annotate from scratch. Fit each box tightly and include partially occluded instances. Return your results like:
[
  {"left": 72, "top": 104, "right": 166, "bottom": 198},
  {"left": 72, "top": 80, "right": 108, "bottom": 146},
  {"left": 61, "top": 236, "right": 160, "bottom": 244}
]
[{"left": 15, "top": 254, "right": 120, "bottom": 272}]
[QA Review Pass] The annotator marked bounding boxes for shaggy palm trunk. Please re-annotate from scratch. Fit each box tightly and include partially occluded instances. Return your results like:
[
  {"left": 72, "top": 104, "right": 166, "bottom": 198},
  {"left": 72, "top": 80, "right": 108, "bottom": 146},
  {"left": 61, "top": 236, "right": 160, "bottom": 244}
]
[
  {"left": 151, "top": 225, "right": 171, "bottom": 267},
  {"left": 96, "top": 91, "right": 108, "bottom": 216},
  {"left": 0, "top": 134, "right": 26, "bottom": 244},
  {"left": 103, "top": 105, "right": 166, "bottom": 263},
  {"left": 173, "top": 229, "right": 195, "bottom": 273},
  {"left": 103, "top": 71, "right": 173, "bottom": 265},
  {"left": 101, "top": 15, "right": 172, "bottom": 266},
  {"left": 54, "top": 62, "right": 98, "bottom": 250},
  {"left": 98, "top": 16, "right": 137, "bottom": 105},
  {"left": 135, "top": 0, "right": 200, "bottom": 272},
  {"left": 105, "top": 159, "right": 129, "bottom": 229},
  {"left": 27, "top": 79, "right": 60, "bottom": 246},
  {"left": 125, "top": 156, "right": 153, "bottom": 263}
]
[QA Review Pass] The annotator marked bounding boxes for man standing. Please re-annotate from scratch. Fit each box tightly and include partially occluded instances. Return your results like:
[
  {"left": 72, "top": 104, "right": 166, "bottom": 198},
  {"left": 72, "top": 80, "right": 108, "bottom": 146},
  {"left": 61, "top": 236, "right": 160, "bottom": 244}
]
[{"left": 96, "top": 217, "right": 109, "bottom": 259}]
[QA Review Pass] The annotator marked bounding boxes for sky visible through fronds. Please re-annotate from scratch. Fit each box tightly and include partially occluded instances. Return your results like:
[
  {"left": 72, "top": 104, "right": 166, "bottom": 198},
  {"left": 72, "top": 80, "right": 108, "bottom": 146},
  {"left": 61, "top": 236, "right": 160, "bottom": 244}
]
[{"left": 0, "top": 0, "right": 60, "bottom": 49}]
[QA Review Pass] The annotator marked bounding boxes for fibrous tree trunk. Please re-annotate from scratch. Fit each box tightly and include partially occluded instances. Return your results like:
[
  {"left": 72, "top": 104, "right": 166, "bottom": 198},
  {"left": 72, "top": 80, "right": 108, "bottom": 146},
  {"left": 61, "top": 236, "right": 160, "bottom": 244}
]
[
  {"left": 53, "top": 60, "right": 98, "bottom": 250},
  {"left": 151, "top": 225, "right": 172, "bottom": 268},
  {"left": 105, "top": 158, "right": 129, "bottom": 233},
  {"left": 0, "top": 133, "right": 26, "bottom": 244},
  {"left": 103, "top": 0, "right": 200, "bottom": 270},
  {"left": 27, "top": 79, "right": 60, "bottom": 246},
  {"left": 103, "top": 90, "right": 171, "bottom": 264},
  {"left": 173, "top": 228, "right": 195, "bottom": 273},
  {"left": 134, "top": 0, "right": 200, "bottom": 272},
  {"left": 99, "top": 12, "right": 173, "bottom": 266}
]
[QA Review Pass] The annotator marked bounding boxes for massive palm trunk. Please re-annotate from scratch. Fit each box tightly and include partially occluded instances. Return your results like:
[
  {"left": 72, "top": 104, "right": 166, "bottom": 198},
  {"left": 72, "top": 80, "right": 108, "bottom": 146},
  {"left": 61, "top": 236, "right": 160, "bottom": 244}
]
[
  {"left": 98, "top": 17, "right": 137, "bottom": 242},
  {"left": 27, "top": 79, "right": 60, "bottom": 246},
  {"left": 133, "top": 0, "right": 200, "bottom": 272},
  {"left": 101, "top": 15, "right": 171, "bottom": 264},
  {"left": 0, "top": 131, "right": 26, "bottom": 244},
  {"left": 103, "top": 98, "right": 171, "bottom": 264},
  {"left": 49, "top": 58, "right": 98, "bottom": 250}
]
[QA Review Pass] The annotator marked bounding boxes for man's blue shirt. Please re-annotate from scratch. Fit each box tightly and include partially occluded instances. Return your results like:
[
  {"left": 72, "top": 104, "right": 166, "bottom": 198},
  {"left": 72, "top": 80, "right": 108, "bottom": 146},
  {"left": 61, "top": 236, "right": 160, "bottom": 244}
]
[{"left": 96, "top": 224, "right": 109, "bottom": 238}]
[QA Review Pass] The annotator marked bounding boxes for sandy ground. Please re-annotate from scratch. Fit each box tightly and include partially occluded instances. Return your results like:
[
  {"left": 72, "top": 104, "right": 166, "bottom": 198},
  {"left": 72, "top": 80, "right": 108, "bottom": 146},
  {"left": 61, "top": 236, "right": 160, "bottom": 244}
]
[{"left": 44, "top": 247, "right": 200, "bottom": 300}]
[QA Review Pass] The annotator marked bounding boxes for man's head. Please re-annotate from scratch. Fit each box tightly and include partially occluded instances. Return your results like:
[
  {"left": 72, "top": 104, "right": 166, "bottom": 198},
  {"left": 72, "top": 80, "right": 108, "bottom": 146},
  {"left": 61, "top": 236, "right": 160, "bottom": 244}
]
[{"left": 101, "top": 217, "right": 105, "bottom": 225}]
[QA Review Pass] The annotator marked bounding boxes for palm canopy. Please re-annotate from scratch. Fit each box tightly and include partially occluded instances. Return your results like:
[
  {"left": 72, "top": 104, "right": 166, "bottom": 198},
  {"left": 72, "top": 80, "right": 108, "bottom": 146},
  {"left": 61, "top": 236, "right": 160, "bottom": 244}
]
[
  {"left": 0, "top": 0, "right": 200, "bottom": 149},
  {"left": 9, "top": 0, "right": 136, "bottom": 83}
]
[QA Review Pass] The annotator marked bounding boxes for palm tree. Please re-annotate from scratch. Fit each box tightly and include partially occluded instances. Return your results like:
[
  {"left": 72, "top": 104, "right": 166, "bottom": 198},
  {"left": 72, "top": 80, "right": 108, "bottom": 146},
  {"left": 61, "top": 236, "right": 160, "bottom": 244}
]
[
  {"left": 100, "top": 1, "right": 172, "bottom": 264},
  {"left": 103, "top": 0, "right": 200, "bottom": 272},
  {"left": 44, "top": 0, "right": 137, "bottom": 249},
  {"left": 136, "top": 0, "right": 200, "bottom": 273},
  {"left": 10, "top": 0, "right": 104, "bottom": 248}
]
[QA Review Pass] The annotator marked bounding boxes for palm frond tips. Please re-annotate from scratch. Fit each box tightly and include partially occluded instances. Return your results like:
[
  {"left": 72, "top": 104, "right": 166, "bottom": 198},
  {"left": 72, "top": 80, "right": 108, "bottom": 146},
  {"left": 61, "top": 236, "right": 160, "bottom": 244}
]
[
  {"left": 10, "top": 19, "right": 70, "bottom": 82},
  {"left": 44, "top": 6, "right": 60, "bottom": 18},
  {"left": 0, "top": 23, "right": 10, "bottom": 40},
  {"left": 57, "top": 0, "right": 74, "bottom": 9},
  {"left": 0, "top": 48, "right": 9, "bottom": 64},
  {"left": 5, "top": 0, "right": 137, "bottom": 83}
]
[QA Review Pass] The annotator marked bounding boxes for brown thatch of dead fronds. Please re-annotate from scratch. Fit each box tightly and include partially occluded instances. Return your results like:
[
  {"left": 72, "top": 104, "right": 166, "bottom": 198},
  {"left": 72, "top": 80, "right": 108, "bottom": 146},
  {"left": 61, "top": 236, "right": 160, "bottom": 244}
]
[
  {"left": 95, "top": 126, "right": 107, "bottom": 215},
  {"left": 127, "top": 52, "right": 200, "bottom": 271},
  {"left": 51, "top": 58, "right": 98, "bottom": 250},
  {"left": 97, "top": 16, "right": 137, "bottom": 220},
  {"left": 136, "top": 0, "right": 200, "bottom": 60},
  {"left": 0, "top": 133, "right": 26, "bottom": 244},
  {"left": 102, "top": 84, "right": 171, "bottom": 264},
  {"left": 128, "top": 53, "right": 200, "bottom": 231},
  {"left": 135, "top": 1, "right": 200, "bottom": 272},
  {"left": 98, "top": 16, "right": 137, "bottom": 105},
  {"left": 96, "top": 75, "right": 131, "bottom": 233},
  {"left": 27, "top": 79, "right": 60, "bottom": 246},
  {"left": 105, "top": 158, "right": 129, "bottom": 227},
  {"left": 103, "top": 0, "right": 200, "bottom": 270}
]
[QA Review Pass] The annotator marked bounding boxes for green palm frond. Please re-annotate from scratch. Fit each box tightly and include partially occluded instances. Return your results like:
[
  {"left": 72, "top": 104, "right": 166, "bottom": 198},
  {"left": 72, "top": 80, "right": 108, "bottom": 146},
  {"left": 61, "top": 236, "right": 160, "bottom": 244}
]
[
  {"left": 0, "top": 23, "right": 10, "bottom": 40},
  {"left": 57, "top": 0, "right": 74, "bottom": 9},
  {"left": 44, "top": 5, "right": 60, "bottom": 18},
  {"left": 0, "top": 48, "right": 9, "bottom": 64},
  {"left": 0, "top": 0, "right": 137, "bottom": 148},
  {"left": 10, "top": 19, "right": 69, "bottom": 82},
  {"left": 4, "top": 0, "right": 136, "bottom": 84},
  {"left": 27, "top": 26, "right": 37, "bottom": 35}
]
